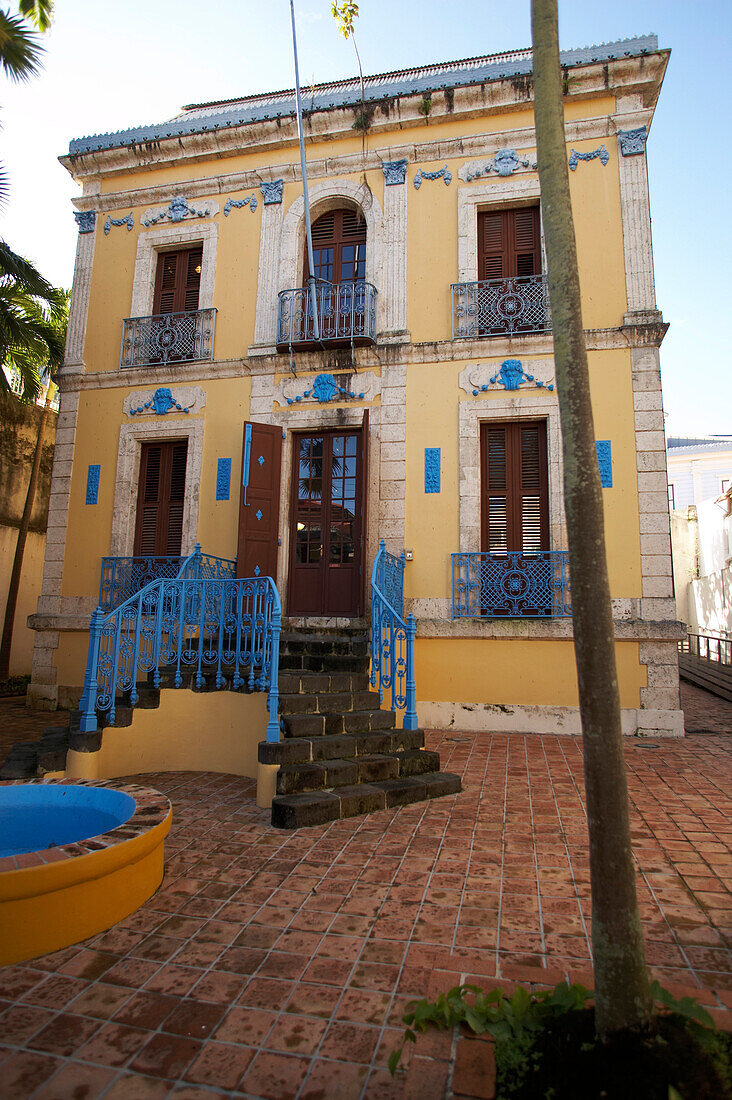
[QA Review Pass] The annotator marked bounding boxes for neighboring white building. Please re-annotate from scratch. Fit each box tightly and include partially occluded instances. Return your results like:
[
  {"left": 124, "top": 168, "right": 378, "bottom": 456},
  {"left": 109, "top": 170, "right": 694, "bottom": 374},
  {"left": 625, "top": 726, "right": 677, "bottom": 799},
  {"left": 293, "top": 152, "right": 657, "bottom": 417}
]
[
  {"left": 666, "top": 436, "right": 732, "bottom": 511},
  {"left": 669, "top": 436, "right": 732, "bottom": 635}
]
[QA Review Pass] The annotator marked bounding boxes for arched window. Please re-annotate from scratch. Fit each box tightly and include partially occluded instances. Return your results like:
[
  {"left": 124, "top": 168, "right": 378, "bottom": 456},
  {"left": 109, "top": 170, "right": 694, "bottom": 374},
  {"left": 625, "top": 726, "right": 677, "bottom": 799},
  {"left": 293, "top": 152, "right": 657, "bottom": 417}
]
[{"left": 305, "top": 208, "right": 366, "bottom": 285}]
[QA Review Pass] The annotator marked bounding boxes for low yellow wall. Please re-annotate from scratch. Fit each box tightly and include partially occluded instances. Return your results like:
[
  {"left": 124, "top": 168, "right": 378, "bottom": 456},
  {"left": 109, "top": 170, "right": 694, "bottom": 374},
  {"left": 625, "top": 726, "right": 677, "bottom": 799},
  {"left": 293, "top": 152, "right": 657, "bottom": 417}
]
[
  {"left": 0, "top": 527, "right": 46, "bottom": 676},
  {"left": 0, "top": 810, "right": 170, "bottom": 966},
  {"left": 415, "top": 638, "right": 645, "bottom": 708},
  {"left": 65, "top": 688, "right": 267, "bottom": 781}
]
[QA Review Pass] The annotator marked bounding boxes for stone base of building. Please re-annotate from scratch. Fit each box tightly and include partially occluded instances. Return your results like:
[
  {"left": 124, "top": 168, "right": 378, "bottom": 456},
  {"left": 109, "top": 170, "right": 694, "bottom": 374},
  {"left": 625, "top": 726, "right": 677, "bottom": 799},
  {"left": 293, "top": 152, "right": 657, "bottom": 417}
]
[{"left": 418, "top": 700, "right": 685, "bottom": 737}]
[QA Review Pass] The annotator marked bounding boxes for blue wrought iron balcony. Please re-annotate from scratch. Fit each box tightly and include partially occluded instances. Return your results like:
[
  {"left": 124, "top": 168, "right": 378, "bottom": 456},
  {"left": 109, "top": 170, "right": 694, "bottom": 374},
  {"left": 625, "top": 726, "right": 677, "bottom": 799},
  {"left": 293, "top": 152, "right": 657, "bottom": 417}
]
[
  {"left": 99, "top": 550, "right": 235, "bottom": 612},
  {"left": 451, "top": 275, "right": 551, "bottom": 339},
  {"left": 120, "top": 308, "right": 216, "bottom": 369},
  {"left": 277, "top": 280, "right": 377, "bottom": 351},
  {"left": 452, "top": 551, "right": 571, "bottom": 619}
]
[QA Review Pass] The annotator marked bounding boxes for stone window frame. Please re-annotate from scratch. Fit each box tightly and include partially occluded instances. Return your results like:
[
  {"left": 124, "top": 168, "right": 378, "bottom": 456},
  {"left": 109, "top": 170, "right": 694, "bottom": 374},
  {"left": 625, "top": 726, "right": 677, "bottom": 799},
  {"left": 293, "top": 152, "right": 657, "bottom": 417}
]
[
  {"left": 130, "top": 222, "right": 218, "bottom": 319},
  {"left": 109, "top": 418, "right": 205, "bottom": 557},
  {"left": 457, "top": 177, "right": 545, "bottom": 283},
  {"left": 269, "top": 402, "right": 381, "bottom": 612},
  {"left": 278, "top": 179, "right": 385, "bottom": 334},
  {"left": 458, "top": 392, "right": 566, "bottom": 554}
]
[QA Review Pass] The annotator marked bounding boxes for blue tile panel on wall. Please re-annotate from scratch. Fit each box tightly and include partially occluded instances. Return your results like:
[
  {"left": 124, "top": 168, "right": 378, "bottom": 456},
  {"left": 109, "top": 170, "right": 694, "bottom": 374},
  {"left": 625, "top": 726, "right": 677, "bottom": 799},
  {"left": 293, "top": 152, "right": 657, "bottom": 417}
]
[
  {"left": 85, "top": 464, "right": 100, "bottom": 504},
  {"left": 596, "top": 441, "right": 612, "bottom": 488},
  {"left": 216, "top": 458, "right": 232, "bottom": 501},
  {"left": 425, "top": 448, "right": 441, "bottom": 493}
]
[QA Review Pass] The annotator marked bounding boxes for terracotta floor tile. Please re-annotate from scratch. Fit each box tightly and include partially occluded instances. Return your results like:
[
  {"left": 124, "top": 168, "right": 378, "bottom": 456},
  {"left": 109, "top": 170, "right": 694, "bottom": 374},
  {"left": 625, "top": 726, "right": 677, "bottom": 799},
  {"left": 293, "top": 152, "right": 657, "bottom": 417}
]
[
  {"left": 131, "top": 1032, "right": 201, "bottom": 1080},
  {"left": 58, "top": 950, "right": 119, "bottom": 981},
  {"left": 214, "top": 1005, "right": 277, "bottom": 1046},
  {"left": 0, "top": 1003, "right": 55, "bottom": 1045},
  {"left": 284, "top": 981, "right": 343, "bottom": 1019},
  {"left": 320, "top": 1020, "right": 381, "bottom": 1063},
  {"left": 300, "top": 1058, "right": 369, "bottom": 1099},
  {"left": 190, "top": 970, "right": 244, "bottom": 1004},
  {"left": 0, "top": 1050, "right": 61, "bottom": 1096},
  {"left": 68, "top": 982, "right": 133, "bottom": 1020},
  {"left": 113, "top": 991, "right": 178, "bottom": 1030},
  {"left": 144, "top": 964, "right": 204, "bottom": 997},
  {"left": 184, "top": 1040, "right": 255, "bottom": 1090},
  {"left": 335, "top": 989, "right": 392, "bottom": 1026},
  {"left": 162, "top": 999, "right": 226, "bottom": 1039},
  {"left": 239, "top": 1051, "right": 312, "bottom": 1100},
  {"left": 26, "top": 1012, "right": 102, "bottom": 1057},
  {"left": 102, "top": 1072, "right": 172, "bottom": 1098},
  {"left": 76, "top": 1021, "right": 153, "bottom": 1067},
  {"left": 32, "top": 1061, "right": 117, "bottom": 1099}
]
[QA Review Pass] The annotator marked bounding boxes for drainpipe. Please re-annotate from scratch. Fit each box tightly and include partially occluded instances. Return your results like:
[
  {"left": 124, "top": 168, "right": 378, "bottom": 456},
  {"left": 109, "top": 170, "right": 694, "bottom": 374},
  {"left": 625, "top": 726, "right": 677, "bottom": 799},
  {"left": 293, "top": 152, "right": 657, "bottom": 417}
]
[{"left": 289, "top": 0, "right": 320, "bottom": 340}]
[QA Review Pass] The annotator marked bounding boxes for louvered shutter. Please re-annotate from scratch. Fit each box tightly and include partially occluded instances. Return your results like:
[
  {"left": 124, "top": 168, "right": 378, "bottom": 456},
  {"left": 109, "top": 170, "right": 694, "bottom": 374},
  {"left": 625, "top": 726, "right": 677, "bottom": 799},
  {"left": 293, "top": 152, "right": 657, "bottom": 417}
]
[
  {"left": 236, "top": 422, "right": 283, "bottom": 580},
  {"left": 153, "top": 247, "right": 203, "bottom": 314},
  {"left": 478, "top": 208, "right": 541, "bottom": 280},
  {"left": 134, "top": 441, "right": 189, "bottom": 556},
  {"left": 481, "top": 421, "right": 548, "bottom": 554},
  {"left": 305, "top": 208, "right": 367, "bottom": 283}
]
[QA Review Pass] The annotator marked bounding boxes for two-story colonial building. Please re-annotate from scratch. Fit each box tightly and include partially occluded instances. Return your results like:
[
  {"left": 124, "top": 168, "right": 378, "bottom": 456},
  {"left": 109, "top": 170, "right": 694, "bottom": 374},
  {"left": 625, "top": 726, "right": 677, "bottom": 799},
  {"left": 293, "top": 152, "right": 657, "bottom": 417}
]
[{"left": 20, "top": 35, "right": 683, "bottom": 816}]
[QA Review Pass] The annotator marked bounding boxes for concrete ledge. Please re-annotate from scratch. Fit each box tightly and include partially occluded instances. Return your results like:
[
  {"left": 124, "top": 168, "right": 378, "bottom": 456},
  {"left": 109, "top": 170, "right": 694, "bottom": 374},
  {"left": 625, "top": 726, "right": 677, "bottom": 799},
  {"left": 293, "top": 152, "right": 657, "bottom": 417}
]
[
  {"left": 415, "top": 618, "right": 686, "bottom": 642},
  {"left": 418, "top": 700, "right": 685, "bottom": 737}
]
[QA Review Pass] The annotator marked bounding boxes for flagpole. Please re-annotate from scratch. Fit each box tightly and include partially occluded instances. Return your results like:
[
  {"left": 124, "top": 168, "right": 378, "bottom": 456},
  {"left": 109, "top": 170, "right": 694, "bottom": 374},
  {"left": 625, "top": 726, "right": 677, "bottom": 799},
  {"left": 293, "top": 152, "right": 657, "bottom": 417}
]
[{"left": 289, "top": 0, "right": 320, "bottom": 340}]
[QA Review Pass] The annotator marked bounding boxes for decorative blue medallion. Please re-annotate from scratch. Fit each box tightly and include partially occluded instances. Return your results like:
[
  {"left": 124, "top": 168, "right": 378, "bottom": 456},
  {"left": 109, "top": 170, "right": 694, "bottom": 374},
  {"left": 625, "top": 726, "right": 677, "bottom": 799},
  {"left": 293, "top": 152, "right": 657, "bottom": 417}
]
[
  {"left": 142, "top": 195, "right": 213, "bottom": 227},
  {"left": 260, "top": 180, "right": 284, "bottom": 205},
  {"left": 382, "top": 160, "right": 408, "bottom": 186},
  {"left": 617, "top": 127, "right": 647, "bottom": 157},
  {"left": 462, "top": 149, "right": 536, "bottom": 181},
  {"left": 216, "top": 458, "right": 231, "bottom": 501},
  {"left": 103, "top": 212, "right": 134, "bottom": 234},
  {"left": 285, "top": 372, "right": 366, "bottom": 405},
  {"left": 568, "top": 146, "right": 609, "bottom": 171},
  {"left": 256, "top": 509, "right": 263, "bottom": 521},
  {"left": 258, "top": 455, "right": 265, "bottom": 466},
  {"left": 85, "top": 464, "right": 100, "bottom": 504},
  {"left": 424, "top": 449, "right": 441, "bottom": 494},
  {"left": 74, "top": 211, "right": 96, "bottom": 234},
  {"left": 413, "top": 165, "right": 452, "bottom": 189},
  {"left": 129, "top": 387, "right": 189, "bottom": 416},
  {"left": 254, "top": 565, "right": 261, "bottom": 576},
  {"left": 471, "top": 359, "right": 555, "bottom": 394},
  {"left": 224, "top": 195, "right": 258, "bottom": 216}
]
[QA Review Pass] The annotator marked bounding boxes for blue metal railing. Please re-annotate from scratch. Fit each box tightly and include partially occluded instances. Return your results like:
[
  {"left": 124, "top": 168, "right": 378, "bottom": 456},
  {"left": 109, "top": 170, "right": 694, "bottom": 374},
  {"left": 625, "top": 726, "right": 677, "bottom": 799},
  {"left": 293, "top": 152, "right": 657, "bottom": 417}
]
[
  {"left": 277, "top": 280, "right": 377, "bottom": 347},
  {"left": 370, "top": 540, "right": 418, "bottom": 729},
  {"left": 452, "top": 551, "right": 571, "bottom": 618},
  {"left": 99, "top": 549, "right": 236, "bottom": 612},
  {"left": 452, "top": 275, "right": 551, "bottom": 339},
  {"left": 80, "top": 548, "right": 281, "bottom": 742},
  {"left": 120, "top": 308, "right": 216, "bottom": 369}
]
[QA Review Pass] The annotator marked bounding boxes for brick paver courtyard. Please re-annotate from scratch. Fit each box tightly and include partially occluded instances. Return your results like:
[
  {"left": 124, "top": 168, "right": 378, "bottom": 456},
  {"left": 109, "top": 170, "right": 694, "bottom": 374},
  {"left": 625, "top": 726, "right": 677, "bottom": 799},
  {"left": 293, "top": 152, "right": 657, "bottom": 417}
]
[{"left": 0, "top": 692, "right": 731, "bottom": 1098}]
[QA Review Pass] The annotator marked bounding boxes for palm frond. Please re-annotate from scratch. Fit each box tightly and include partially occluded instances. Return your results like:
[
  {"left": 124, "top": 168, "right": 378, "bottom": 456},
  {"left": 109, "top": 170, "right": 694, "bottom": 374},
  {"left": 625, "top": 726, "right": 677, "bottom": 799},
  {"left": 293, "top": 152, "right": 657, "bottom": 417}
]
[
  {"left": 0, "top": 240, "right": 56, "bottom": 302},
  {"left": 0, "top": 9, "right": 43, "bottom": 82},
  {"left": 18, "top": 0, "right": 53, "bottom": 32}
]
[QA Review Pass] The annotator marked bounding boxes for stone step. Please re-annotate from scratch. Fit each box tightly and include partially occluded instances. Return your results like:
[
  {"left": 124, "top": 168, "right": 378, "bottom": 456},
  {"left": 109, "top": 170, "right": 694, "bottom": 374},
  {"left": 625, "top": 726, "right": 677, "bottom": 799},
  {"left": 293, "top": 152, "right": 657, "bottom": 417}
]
[
  {"left": 271, "top": 772, "right": 462, "bottom": 829},
  {"left": 279, "top": 632, "right": 369, "bottom": 658},
  {"left": 258, "top": 728, "right": 425, "bottom": 766},
  {"left": 283, "top": 708, "right": 397, "bottom": 739},
  {"left": 275, "top": 749, "right": 441, "bottom": 795},
  {"left": 279, "top": 690, "right": 377, "bottom": 716},
  {"left": 0, "top": 742, "right": 40, "bottom": 779},
  {"left": 278, "top": 671, "right": 371, "bottom": 696},
  {"left": 279, "top": 652, "right": 368, "bottom": 674}
]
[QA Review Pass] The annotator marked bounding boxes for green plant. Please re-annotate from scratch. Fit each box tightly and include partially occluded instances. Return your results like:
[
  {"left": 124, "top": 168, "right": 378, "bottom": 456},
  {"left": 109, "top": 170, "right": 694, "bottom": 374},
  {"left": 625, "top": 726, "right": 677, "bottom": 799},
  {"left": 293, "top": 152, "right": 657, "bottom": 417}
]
[
  {"left": 389, "top": 981, "right": 591, "bottom": 1075},
  {"left": 418, "top": 92, "right": 432, "bottom": 116}
]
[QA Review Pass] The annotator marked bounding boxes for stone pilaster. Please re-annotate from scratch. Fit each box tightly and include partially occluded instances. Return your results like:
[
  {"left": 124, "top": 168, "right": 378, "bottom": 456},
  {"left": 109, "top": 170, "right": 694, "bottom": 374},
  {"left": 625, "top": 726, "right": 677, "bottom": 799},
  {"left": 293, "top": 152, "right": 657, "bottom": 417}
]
[
  {"left": 63, "top": 223, "right": 96, "bottom": 370},
  {"left": 378, "top": 361, "right": 407, "bottom": 556},
  {"left": 379, "top": 179, "right": 408, "bottom": 340},
  {"left": 251, "top": 201, "right": 284, "bottom": 353},
  {"left": 617, "top": 141, "right": 657, "bottom": 318}
]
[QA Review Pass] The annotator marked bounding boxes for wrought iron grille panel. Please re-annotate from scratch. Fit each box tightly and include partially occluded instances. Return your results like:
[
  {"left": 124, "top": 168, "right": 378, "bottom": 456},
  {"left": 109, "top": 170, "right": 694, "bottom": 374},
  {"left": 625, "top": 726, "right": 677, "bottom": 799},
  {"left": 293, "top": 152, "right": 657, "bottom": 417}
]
[
  {"left": 277, "top": 280, "right": 377, "bottom": 347},
  {"left": 99, "top": 548, "right": 236, "bottom": 612},
  {"left": 370, "top": 540, "right": 417, "bottom": 729},
  {"left": 120, "top": 308, "right": 216, "bottom": 368},
  {"left": 452, "top": 551, "right": 571, "bottom": 618},
  {"left": 82, "top": 551, "right": 280, "bottom": 742},
  {"left": 451, "top": 275, "right": 551, "bottom": 339}
]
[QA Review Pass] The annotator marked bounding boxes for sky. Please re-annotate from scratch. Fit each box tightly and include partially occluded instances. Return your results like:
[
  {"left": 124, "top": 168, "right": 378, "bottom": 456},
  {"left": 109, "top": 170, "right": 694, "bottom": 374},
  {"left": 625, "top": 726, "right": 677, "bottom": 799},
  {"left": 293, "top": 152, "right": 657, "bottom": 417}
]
[{"left": 1, "top": 0, "right": 730, "bottom": 439}]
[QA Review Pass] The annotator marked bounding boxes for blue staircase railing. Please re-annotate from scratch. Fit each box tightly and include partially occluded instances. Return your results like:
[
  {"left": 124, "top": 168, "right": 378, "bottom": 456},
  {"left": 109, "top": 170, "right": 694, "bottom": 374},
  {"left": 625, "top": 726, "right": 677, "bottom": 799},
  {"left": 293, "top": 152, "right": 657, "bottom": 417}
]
[
  {"left": 369, "top": 539, "right": 418, "bottom": 730},
  {"left": 80, "top": 546, "right": 281, "bottom": 742},
  {"left": 99, "top": 549, "right": 236, "bottom": 612}
]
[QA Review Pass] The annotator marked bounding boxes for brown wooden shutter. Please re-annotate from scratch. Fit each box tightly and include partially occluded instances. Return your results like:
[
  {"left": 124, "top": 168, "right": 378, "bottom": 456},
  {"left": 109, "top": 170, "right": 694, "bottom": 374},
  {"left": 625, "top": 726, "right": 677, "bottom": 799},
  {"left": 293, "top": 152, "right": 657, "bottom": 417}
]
[
  {"left": 304, "top": 208, "right": 367, "bottom": 282},
  {"left": 153, "top": 247, "right": 203, "bottom": 314},
  {"left": 478, "top": 207, "right": 541, "bottom": 280},
  {"left": 236, "top": 422, "right": 283, "bottom": 580},
  {"left": 481, "top": 421, "right": 548, "bottom": 553},
  {"left": 134, "top": 441, "right": 188, "bottom": 556}
]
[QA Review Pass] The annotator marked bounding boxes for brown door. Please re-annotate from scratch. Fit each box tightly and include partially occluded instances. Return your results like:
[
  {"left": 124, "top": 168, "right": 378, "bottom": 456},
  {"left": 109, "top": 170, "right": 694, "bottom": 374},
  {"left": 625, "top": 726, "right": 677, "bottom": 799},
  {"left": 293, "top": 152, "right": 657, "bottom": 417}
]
[
  {"left": 134, "top": 440, "right": 188, "bottom": 557},
  {"left": 153, "top": 247, "right": 203, "bottom": 315},
  {"left": 288, "top": 428, "right": 365, "bottom": 616},
  {"left": 236, "top": 422, "right": 282, "bottom": 580},
  {"left": 481, "top": 421, "right": 549, "bottom": 554}
]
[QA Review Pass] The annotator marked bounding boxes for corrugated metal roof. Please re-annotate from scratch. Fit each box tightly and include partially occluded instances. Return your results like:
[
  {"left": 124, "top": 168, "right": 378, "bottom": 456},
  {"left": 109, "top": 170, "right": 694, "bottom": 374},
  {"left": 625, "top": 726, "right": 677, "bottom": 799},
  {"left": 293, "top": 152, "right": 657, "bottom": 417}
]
[
  {"left": 68, "top": 35, "right": 658, "bottom": 157},
  {"left": 667, "top": 436, "right": 732, "bottom": 454}
]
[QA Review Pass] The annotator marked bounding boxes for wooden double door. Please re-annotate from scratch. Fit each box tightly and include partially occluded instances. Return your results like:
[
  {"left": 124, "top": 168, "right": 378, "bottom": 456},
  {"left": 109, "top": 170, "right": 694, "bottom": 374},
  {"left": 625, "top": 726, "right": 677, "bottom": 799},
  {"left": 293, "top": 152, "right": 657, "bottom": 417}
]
[{"left": 235, "top": 420, "right": 368, "bottom": 617}]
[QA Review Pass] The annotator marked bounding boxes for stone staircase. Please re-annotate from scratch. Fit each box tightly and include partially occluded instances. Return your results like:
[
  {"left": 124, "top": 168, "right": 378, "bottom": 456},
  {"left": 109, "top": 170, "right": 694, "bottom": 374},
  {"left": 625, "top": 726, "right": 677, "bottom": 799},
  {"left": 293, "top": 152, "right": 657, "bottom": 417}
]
[{"left": 260, "top": 626, "right": 461, "bottom": 829}]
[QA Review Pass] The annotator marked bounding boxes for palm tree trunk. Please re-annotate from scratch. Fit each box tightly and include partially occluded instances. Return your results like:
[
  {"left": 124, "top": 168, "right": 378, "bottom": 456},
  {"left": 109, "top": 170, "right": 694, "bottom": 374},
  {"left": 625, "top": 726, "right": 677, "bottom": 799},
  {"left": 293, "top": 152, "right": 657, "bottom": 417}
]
[
  {"left": 531, "top": 0, "right": 652, "bottom": 1037},
  {"left": 0, "top": 396, "right": 50, "bottom": 680}
]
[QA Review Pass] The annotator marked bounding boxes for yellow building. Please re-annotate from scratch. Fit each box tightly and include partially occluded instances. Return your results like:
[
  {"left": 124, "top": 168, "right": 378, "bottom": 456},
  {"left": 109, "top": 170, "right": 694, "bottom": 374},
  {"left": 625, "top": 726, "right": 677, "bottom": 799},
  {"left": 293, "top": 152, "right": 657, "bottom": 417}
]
[{"left": 19, "top": 35, "right": 683, "bottom": 817}]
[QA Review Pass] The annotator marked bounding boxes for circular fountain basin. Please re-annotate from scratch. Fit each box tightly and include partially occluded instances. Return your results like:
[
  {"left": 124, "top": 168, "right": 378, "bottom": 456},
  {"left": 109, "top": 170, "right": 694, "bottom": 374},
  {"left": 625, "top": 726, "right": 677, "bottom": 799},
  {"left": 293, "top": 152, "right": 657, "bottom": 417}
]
[{"left": 0, "top": 780, "right": 171, "bottom": 966}]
